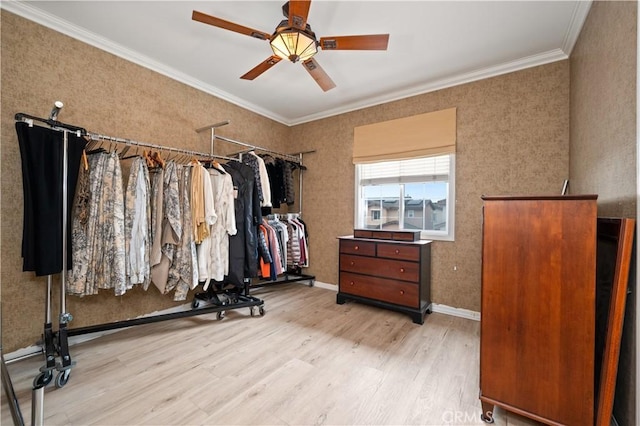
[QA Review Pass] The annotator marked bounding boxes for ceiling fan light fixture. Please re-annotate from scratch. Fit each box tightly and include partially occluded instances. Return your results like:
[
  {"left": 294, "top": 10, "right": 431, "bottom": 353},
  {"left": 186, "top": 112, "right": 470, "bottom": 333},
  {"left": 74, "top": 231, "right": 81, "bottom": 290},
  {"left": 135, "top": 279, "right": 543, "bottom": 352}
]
[{"left": 270, "top": 26, "right": 318, "bottom": 63}]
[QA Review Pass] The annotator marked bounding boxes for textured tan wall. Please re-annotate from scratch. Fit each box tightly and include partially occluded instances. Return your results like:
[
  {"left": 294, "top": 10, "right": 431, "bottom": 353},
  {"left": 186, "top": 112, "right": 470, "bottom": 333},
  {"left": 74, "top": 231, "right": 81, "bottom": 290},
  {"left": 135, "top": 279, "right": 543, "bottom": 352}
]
[
  {"left": 292, "top": 61, "right": 571, "bottom": 312},
  {"left": 1, "top": 10, "right": 572, "bottom": 353},
  {"left": 569, "top": 2, "right": 637, "bottom": 425},
  {"left": 1, "top": 11, "right": 290, "bottom": 352}
]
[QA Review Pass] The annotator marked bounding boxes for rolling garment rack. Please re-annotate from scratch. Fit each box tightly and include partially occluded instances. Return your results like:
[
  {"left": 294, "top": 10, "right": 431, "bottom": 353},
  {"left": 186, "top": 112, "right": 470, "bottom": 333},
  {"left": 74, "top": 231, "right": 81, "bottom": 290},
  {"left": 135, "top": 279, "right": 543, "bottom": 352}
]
[
  {"left": 196, "top": 123, "right": 316, "bottom": 290},
  {"left": 14, "top": 105, "right": 266, "bottom": 395},
  {"left": 15, "top": 106, "right": 84, "bottom": 390}
]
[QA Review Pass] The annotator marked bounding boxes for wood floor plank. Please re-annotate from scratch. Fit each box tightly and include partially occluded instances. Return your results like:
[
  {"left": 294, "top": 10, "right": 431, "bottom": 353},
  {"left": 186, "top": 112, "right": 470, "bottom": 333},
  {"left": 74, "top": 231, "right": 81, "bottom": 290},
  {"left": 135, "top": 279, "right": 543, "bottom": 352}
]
[{"left": 1, "top": 284, "right": 541, "bottom": 425}]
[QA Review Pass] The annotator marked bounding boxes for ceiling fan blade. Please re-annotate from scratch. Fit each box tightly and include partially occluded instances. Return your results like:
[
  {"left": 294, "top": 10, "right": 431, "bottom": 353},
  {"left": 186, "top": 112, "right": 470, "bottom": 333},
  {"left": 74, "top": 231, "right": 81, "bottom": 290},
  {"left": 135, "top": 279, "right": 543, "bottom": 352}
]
[
  {"left": 320, "top": 34, "right": 390, "bottom": 50},
  {"left": 240, "top": 56, "right": 283, "bottom": 80},
  {"left": 192, "top": 10, "right": 271, "bottom": 41},
  {"left": 288, "top": 0, "right": 312, "bottom": 30},
  {"left": 302, "top": 58, "right": 336, "bottom": 92}
]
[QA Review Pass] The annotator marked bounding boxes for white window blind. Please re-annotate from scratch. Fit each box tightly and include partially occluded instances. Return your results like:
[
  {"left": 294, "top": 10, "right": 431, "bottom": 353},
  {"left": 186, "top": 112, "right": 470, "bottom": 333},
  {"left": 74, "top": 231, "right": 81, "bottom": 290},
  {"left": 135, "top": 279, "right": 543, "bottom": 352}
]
[{"left": 359, "top": 155, "right": 450, "bottom": 185}]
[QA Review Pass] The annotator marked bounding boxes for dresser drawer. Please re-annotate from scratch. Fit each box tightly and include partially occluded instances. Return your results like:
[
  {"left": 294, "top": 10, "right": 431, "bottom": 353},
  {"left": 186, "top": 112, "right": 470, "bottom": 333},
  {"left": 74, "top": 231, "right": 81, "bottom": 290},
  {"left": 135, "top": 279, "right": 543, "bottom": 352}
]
[
  {"left": 377, "top": 243, "right": 420, "bottom": 261},
  {"left": 340, "top": 272, "right": 419, "bottom": 308},
  {"left": 340, "top": 254, "right": 419, "bottom": 282},
  {"left": 340, "top": 240, "right": 376, "bottom": 256}
]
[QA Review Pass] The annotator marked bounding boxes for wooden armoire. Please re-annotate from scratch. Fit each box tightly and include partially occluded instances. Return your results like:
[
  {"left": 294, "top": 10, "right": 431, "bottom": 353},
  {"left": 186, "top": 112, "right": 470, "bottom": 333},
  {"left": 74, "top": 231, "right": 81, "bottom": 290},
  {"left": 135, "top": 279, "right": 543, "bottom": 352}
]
[{"left": 479, "top": 195, "right": 597, "bottom": 425}]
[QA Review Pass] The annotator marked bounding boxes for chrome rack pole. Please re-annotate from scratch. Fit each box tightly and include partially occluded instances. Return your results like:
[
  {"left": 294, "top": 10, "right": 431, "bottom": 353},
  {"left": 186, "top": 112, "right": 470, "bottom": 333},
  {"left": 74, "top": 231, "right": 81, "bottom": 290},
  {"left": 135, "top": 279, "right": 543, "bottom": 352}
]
[
  {"left": 299, "top": 153, "right": 304, "bottom": 214},
  {"left": 39, "top": 276, "right": 56, "bottom": 381},
  {"left": 195, "top": 120, "right": 230, "bottom": 157},
  {"left": 2, "top": 351, "right": 25, "bottom": 425},
  {"left": 55, "top": 129, "right": 74, "bottom": 387}
]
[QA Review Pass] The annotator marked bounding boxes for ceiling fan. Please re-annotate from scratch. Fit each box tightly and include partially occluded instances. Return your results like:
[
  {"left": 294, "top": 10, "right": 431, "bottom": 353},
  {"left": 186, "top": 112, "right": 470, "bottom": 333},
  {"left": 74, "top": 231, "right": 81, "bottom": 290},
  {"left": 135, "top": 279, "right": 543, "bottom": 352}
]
[{"left": 192, "top": 0, "right": 389, "bottom": 92}]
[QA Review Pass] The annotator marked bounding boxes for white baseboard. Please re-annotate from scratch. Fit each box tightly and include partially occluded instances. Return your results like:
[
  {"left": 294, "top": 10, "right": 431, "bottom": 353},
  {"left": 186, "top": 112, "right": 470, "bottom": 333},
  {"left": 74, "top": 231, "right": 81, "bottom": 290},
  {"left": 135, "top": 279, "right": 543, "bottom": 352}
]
[
  {"left": 313, "top": 281, "right": 337, "bottom": 291},
  {"left": 430, "top": 303, "right": 481, "bottom": 321},
  {"left": 315, "top": 281, "right": 480, "bottom": 321}
]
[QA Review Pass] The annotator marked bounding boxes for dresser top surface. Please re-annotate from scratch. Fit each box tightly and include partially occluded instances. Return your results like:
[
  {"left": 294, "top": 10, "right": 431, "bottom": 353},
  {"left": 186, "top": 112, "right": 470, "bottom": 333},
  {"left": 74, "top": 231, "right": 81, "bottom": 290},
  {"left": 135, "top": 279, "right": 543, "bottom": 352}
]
[
  {"left": 481, "top": 194, "right": 598, "bottom": 201},
  {"left": 339, "top": 236, "right": 432, "bottom": 245}
]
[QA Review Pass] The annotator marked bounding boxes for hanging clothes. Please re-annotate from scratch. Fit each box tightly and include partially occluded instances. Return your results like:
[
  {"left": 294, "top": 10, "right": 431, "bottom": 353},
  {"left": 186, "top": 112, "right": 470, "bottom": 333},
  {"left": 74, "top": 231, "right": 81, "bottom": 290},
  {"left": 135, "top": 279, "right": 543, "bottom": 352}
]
[
  {"left": 150, "top": 161, "right": 181, "bottom": 294},
  {"left": 268, "top": 216, "right": 289, "bottom": 270},
  {"left": 170, "top": 165, "right": 199, "bottom": 301},
  {"left": 241, "top": 151, "right": 264, "bottom": 206},
  {"left": 286, "top": 218, "right": 302, "bottom": 267},
  {"left": 198, "top": 165, "right": 237, "bottom": 288},
  {"left": 68, "top": 151, "right": 126, "bottom": 296},
  {"left": 248, "top": 151, "right": 272, "bottom": 208},
  {"left": 292, "top": 216, "right": 309, "bottom": 267},
  {"left": 191, "top": 162, "right": 210, "bottom": 244},
  {"left": 124, "top": 157, "right": 151, "bottom": 289},
  {"left": 282, "top": 160, "right": 295, "bottom": 206},
  {"left": 222, "top": 161, "right": 260, "bottom": 285},
  {"left": 16, "top": 122, "right": 88, "bottom": 276},
  {"left": 262, "top": 155, "right": 284, "bottom": 208},
  {"left": 69, "top": 152, "right": 106, "bottom": 296}
]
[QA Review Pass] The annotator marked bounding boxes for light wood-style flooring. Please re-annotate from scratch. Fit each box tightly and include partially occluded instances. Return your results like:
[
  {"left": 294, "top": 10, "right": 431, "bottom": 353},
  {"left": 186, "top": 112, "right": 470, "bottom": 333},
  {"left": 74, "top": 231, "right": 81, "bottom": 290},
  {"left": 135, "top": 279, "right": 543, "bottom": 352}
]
[{"left": 2, "top": 284, "right": 539, "bottom": 425}]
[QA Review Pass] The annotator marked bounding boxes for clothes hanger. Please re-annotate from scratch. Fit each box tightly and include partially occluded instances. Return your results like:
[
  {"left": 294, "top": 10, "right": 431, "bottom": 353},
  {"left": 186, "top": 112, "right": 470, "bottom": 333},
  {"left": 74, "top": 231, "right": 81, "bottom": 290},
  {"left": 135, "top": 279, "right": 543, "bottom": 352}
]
[{"left": 152, "top": 151, "right": 165, "bottom": 168}]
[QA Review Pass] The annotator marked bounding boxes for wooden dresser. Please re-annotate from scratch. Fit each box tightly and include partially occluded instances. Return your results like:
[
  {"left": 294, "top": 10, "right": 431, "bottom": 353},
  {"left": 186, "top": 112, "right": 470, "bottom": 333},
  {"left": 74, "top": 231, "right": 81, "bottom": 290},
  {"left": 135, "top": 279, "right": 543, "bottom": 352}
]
[
  {"left": 480, "top": 195, "right": 597, "bottom": 425},
  {"left": 337, "top": 232, "right": 431, "bottom": 324}
]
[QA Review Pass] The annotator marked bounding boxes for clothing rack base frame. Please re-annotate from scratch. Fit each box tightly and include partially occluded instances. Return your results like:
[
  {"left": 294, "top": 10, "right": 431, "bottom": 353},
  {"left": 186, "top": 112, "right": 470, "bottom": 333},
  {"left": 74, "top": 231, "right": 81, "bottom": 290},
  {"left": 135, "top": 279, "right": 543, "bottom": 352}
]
[{"left": 63, "top": 294, "right": 265, "bottom": 338}]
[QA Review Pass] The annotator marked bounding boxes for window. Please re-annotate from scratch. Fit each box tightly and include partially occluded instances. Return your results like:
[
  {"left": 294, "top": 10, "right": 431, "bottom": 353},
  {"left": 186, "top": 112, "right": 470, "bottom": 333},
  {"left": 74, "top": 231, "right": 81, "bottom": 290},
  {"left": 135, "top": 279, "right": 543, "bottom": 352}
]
[{"left": 355, "top": 154, "right": 455, "bottom": 241}]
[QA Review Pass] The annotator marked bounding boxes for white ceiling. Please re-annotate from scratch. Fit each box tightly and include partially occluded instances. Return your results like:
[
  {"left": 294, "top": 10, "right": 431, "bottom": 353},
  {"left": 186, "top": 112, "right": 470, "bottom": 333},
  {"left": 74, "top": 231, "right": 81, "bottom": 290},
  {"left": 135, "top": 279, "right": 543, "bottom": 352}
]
[{"left": 3, "top": 1, "right": 591, "bottom": 126}]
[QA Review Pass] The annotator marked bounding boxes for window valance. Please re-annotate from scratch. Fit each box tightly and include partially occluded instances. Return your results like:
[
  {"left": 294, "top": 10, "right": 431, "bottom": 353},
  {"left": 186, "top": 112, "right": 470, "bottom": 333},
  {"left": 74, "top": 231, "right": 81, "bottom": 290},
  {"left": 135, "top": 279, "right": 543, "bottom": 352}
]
[{"left": 353, "top": 107, "right": 457, "bottom": 164}]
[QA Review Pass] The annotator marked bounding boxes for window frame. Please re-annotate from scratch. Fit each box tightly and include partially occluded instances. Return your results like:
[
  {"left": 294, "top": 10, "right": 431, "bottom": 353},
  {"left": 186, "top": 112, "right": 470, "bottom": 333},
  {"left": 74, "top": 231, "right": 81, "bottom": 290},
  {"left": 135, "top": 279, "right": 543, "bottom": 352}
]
[{"left": 354, "top": 154, "right": 455, "bottom": 242}]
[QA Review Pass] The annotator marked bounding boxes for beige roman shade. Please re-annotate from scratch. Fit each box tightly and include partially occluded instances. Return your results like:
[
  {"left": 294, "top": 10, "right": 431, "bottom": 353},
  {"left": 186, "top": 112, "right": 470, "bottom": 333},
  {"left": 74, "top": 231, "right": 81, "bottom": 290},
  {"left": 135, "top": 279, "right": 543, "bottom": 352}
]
[{"left": 353, "top": 107, "right": 457, "bottom": 164}]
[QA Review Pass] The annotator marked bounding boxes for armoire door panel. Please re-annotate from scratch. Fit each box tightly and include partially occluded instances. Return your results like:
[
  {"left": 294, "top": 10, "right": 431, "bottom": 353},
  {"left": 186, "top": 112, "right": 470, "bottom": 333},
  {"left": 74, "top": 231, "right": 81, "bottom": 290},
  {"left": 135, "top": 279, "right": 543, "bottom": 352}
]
[{"left": 480, "top": 196, "right": 596, "bottom": 426}]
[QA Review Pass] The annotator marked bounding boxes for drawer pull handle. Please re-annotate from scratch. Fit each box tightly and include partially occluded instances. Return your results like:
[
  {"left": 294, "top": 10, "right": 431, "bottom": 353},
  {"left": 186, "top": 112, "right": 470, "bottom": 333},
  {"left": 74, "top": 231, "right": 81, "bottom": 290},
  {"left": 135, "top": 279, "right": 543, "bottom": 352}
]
[
  {"left": 395, "top": 249, "right": 400, "bottom": 254},
  {"left": 400, "top": 268, "right": 405, "bottom": 273},
  {"left": 354, "top": 245, "right": 359, "bottom": 251},
  {"left": 350, "top": 261, "right": 355, "bottom": 266},
  {"left": 349, "top": 281, "right": 354, "bottom": 286},
  {"left": 400, "top": 290, "right": 405, "bottom": 295}
]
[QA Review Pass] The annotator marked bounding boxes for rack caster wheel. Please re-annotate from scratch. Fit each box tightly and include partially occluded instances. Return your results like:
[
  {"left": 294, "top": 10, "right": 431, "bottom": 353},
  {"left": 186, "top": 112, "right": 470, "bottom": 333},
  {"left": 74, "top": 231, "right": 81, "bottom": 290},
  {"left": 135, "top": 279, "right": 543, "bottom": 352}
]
[
  {"left": 55, "top": 370, "right": 70, "bottom": 388},
  {"left": 258, "top": 306, "right": 265, "bottom": 316},
  {"left": 33, "top": 371, "right": 52, "bottom": 388},
  {"left": 191, "top": 299, "right": 200, "bottom": 309},
  {"left": 216, "top": 311, "right": 225, "bottom": 321},
  {"left": 309, "top": 280, "right": 315, "bottom": 287},
  {"left": 250, "top": 307, "right": 256, "bottom": 317},
  {"left": 480, "top": 411, "right": 494, "bottom": 424}
]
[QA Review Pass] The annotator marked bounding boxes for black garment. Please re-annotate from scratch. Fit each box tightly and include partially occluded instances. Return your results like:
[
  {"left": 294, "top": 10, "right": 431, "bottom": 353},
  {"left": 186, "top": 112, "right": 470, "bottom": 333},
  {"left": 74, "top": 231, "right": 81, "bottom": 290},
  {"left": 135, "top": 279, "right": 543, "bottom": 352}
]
[
  {"left": 220, "top": 166, "right": 246, "bottom": 288},
  {"left": 263, "top": 155, "right": 286, "bottom": 208},
  {"left": 241, "top": 152, "right": 264, "bottom": 203},
  {"left": 223, "top": 162, "right": 261, "bottom": 281},
  {"left": 16, "top": 122, "right": 87, "bottom": 276},
  {"left": 283, "top": 160, "right": 295, "bottom": 205}
]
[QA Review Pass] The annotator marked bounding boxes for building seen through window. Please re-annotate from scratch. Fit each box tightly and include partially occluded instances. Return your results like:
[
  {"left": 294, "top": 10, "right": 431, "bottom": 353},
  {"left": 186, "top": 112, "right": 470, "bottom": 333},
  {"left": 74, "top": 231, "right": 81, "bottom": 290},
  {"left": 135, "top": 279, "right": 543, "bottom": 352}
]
[{"left": 355, "top": 155, "right": 454, "bottom": 241}]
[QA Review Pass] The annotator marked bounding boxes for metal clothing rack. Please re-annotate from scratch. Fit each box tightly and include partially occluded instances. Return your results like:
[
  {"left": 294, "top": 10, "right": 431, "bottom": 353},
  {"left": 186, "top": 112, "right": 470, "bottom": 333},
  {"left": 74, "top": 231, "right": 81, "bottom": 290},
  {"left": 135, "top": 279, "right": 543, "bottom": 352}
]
[
  {"left": 14, "top": 106, "right": 265, "bottom": 398},
  {"left": 196, "top": 122, "right": 316, "bottom": 290}
]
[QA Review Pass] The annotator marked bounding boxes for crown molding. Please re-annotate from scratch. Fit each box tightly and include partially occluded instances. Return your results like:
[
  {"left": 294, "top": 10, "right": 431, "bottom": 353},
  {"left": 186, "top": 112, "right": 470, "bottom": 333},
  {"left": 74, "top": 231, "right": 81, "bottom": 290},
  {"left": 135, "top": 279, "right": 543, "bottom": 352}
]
[
  {"left": 0, "top": 0, "right": 291, "bottom": 126},
  {"left": 289, "top": 48, "right": 569, "bottom": 125},
  {"left": 2, "top": 0, "right": 578, "bottom": 127},
  {"left": 562, "top": 0, "right": 593, "bottom": 55}
]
